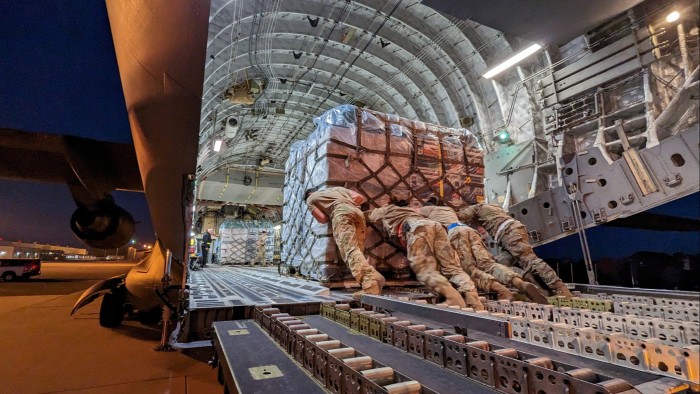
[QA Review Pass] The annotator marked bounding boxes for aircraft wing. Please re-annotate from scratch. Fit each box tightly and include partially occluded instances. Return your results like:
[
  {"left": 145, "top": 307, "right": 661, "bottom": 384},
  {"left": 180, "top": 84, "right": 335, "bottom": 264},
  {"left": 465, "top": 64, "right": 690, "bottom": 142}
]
[
  {"left": 0, "top": 127, "right": 142, "bottom": 192},
  {"left": 105, "top": 0, "right": 210, "bottom": 260},
  {"left": 0, "top": 127, "right": 144, "bottom": 248}
]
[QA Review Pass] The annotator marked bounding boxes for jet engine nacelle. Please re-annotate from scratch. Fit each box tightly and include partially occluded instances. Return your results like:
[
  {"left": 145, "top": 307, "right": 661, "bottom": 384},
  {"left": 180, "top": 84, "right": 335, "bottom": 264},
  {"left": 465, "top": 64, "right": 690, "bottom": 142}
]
[{"left": 70, "top": 200, "right": 135, "bottom": 249}]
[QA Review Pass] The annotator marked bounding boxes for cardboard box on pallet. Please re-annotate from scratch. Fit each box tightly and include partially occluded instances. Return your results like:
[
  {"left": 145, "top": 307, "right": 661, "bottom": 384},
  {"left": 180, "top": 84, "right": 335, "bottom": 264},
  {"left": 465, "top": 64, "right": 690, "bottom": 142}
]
[
  {"left": 218, "top": 220, "right": 274, "bottom": 265},
  {"left": 281, "top": 105, "right": 484, "bottom": 283}
]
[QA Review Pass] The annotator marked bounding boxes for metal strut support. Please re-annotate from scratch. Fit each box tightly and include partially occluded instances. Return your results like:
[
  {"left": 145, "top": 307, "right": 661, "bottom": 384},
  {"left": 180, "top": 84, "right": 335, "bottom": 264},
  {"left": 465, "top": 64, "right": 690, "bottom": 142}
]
[
  {"left": 568, "top": 184, "right": 596, "bottom": 285},
  {"left": 155, "top": 249, "right": 175, "bottom": 351}
]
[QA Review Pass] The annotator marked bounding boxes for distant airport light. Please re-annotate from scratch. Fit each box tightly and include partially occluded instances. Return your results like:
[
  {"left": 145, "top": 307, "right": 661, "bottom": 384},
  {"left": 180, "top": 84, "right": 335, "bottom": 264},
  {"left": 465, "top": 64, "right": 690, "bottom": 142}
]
[
  {"left": 213, "top": 139, "right": 223, "bottom": 152},
  {"left": 482, "top": 44, "right": 542, "bottom": 79},
  {"left": 666, "top": 11, "right": 680, "bottom": 22}
]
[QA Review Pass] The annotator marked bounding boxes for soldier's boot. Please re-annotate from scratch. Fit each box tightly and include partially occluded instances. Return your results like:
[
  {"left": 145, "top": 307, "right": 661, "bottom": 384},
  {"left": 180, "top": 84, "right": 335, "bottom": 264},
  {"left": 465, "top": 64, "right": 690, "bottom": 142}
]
[
  {"left": 552, "top": 280, "right": 573, "bottom": 298},
  {"left": 463, "top": 290, "right": 485, "bottom": 310},
  {"left": 512, "top": 277, "right": 548, "bottom": 304},
  {"left": 522, "top": 272, "right": 554, "bottom": 295},
  {"left": 490, "top": 281, "right": 513, "bottom": 301}
]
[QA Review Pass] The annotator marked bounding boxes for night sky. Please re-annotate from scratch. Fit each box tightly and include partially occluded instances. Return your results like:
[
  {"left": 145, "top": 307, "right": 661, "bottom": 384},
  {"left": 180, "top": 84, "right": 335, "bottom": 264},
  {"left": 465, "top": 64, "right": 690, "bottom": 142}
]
[
  {"left": 0, "top": 1, "right": 153, "bottom": 247},
  {"left": 0, "top": 1, "right": 698, "bottom": 259},
  {"left": 535, "top": 193, "right": 700, "bottom": 260}
]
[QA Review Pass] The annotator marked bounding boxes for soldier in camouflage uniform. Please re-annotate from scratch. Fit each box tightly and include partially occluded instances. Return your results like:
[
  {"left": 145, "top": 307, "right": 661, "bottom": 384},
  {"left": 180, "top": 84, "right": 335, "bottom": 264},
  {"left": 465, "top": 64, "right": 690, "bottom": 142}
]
[
  {"left": 252, "top": 230, "right": 268, "bottom": 266},
  {"left": 366, "top": 203, "right": 483, "bottom": 310},
  {"left": 458, "top": 203, "right": 573, "bottom": 297},
  {"left": 306, "top": 187, "right": 385, "bottom": 295},
  {"left": 494, "top": 251, "right": 542, "bottom": 288},
  {"left": 419, "top": 204, "right": 547, "bottom": 303}
]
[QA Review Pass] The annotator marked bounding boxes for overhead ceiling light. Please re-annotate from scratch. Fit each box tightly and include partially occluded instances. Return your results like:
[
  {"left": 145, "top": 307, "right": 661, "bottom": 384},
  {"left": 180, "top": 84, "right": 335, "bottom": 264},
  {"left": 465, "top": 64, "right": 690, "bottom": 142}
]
[
  {"left": 666, "top": 11, "right": 680, "bottom": 23},
  {"left": 213, "top": 139, "right": 223, "bottom": 152},
  {"left": 482, "top": 44, "right": 542, "bottom": 79}
]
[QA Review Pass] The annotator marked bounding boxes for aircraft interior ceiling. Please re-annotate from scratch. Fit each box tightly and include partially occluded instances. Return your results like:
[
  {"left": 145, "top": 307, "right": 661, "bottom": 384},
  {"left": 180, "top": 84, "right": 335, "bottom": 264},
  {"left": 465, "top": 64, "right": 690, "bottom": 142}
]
[
  {"left": 197, "top": 0, "right": 533, "bottom": 177},
  {"left": 195, "top": 0, "right": 698, "bottom": 211}
]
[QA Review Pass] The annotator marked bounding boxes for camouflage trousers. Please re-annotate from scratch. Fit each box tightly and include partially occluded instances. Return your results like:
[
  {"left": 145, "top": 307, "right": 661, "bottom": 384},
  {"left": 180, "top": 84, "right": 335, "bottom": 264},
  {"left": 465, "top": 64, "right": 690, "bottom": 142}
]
[
  {"left": 448, "top": 225, "right": 520, "bottom": 291},
  {"left": 331, "top": 204, "right": 377, "bottom": 282},
  {"left": 404, "top": 219, "right": 476, "bottom": 294},
  {"left": 252, "top": 245, "right": 265, "bottom": 264},
  {"left": 499, "top": 222, "right": 562, "bottom": 289}
]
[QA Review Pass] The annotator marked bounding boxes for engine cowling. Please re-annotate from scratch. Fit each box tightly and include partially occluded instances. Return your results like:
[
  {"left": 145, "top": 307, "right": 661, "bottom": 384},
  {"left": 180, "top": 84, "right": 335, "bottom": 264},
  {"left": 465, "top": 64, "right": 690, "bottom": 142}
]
[{"left": 70, "top": 201, "right": 135, "bottom": 248}]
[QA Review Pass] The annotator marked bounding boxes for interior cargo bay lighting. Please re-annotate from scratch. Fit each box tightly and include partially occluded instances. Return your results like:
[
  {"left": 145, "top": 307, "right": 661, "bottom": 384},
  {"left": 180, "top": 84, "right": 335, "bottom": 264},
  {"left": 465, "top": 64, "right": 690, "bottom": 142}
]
[
  {"left": 666, "top": 11, "right": 680, "bottom": 22},
  {"left": 213, "top": 139, "right": 223, "bottom": 152},
  {"left": 482, "top": 44, "right": 542, "bottom": 79},
  {"left": 496, "top": 130, "right": 512, "bottom": 144}
]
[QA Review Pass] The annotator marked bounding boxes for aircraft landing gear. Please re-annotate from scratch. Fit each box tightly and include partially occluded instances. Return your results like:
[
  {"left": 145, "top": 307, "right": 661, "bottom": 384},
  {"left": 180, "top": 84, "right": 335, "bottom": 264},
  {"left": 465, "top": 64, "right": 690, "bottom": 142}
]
[{"left": 99, "top": 287, "right": 126, "bottom": 328}]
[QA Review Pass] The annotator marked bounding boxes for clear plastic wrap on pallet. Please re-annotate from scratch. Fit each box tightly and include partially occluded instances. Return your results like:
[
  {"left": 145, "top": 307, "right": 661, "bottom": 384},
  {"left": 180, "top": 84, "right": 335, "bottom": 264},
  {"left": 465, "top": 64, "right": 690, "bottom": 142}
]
[
  {"left": 282, "top": 105, "right": 484, "bottom": 283},
  {"left": 218, "top": 219, "right": 274, "bottom": 265}
]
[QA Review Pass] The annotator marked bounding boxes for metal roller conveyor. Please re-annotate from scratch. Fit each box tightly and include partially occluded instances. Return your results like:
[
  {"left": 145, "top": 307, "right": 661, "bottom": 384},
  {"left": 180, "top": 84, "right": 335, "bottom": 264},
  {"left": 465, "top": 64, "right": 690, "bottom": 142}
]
[
  {"left": 360, "top": 294, "right": 512, "bottom": 338},
  {"left": 247, "top": 309, "right": 447, "bottom": 394},
  {"left": 483, "top": 297, "right": 700, "bottom": 384},
  {"left": 317, "top": 303, "right": 673, "bottom": 394},
  {"left": 363, "top": 293, "right": 699, "bottom": 386},
  {"left": 201, "top": 270, "right": 698, "bottom": 392},
  {"left": 209, "top": 291, "right": 697, "bottom": 394}
]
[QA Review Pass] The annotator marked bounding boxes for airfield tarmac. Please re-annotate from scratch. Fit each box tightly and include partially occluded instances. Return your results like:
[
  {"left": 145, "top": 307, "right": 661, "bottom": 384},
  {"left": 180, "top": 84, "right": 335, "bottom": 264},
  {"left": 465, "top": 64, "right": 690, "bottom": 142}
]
[{"left": 0, "top": 261, "right": 220, "bottom": 393}]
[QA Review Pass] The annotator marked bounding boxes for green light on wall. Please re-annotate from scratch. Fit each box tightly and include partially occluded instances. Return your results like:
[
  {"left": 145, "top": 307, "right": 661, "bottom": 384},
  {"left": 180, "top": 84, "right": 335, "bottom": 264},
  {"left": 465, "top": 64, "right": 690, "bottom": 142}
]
[{"left": 496, "top": 130, "right": 511, "bottom": 144}]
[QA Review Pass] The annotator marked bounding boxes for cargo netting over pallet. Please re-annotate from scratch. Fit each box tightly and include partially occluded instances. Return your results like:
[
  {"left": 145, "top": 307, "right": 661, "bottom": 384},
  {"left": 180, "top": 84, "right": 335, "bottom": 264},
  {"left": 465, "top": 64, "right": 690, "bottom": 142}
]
[
  {"left": 218, "top": 219, "right": 274, "bottom": 265},
  {"left": 281, "top": 105, "right": 485, "bottom": 283}
]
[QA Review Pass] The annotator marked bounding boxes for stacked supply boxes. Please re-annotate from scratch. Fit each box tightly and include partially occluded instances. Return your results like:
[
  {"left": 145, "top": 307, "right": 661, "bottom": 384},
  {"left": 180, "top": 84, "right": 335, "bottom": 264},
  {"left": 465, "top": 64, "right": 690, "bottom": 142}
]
[
  {"left": 282, "top": 105, "right": 484, "bottom": 283},
  {"left": 218, "top": 220, "right": 274, "bottom": 265}
]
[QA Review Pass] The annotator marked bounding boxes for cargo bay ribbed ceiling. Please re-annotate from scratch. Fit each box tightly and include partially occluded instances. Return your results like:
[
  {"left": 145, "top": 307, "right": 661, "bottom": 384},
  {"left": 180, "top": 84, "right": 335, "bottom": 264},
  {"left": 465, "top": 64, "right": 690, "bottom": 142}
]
[{"left": 197, "top": 0, "right": 528, "bottom": 177}]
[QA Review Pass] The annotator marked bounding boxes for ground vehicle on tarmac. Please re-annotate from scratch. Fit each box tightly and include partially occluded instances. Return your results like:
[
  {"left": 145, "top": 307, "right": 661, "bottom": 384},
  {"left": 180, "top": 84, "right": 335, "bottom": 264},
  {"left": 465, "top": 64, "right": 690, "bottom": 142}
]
[
  {"left": 40, "top": 250, "right": 65, "bottom": 261},
  {"left": 0, "top": 259, "right": 41, "bottom": 281}
]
